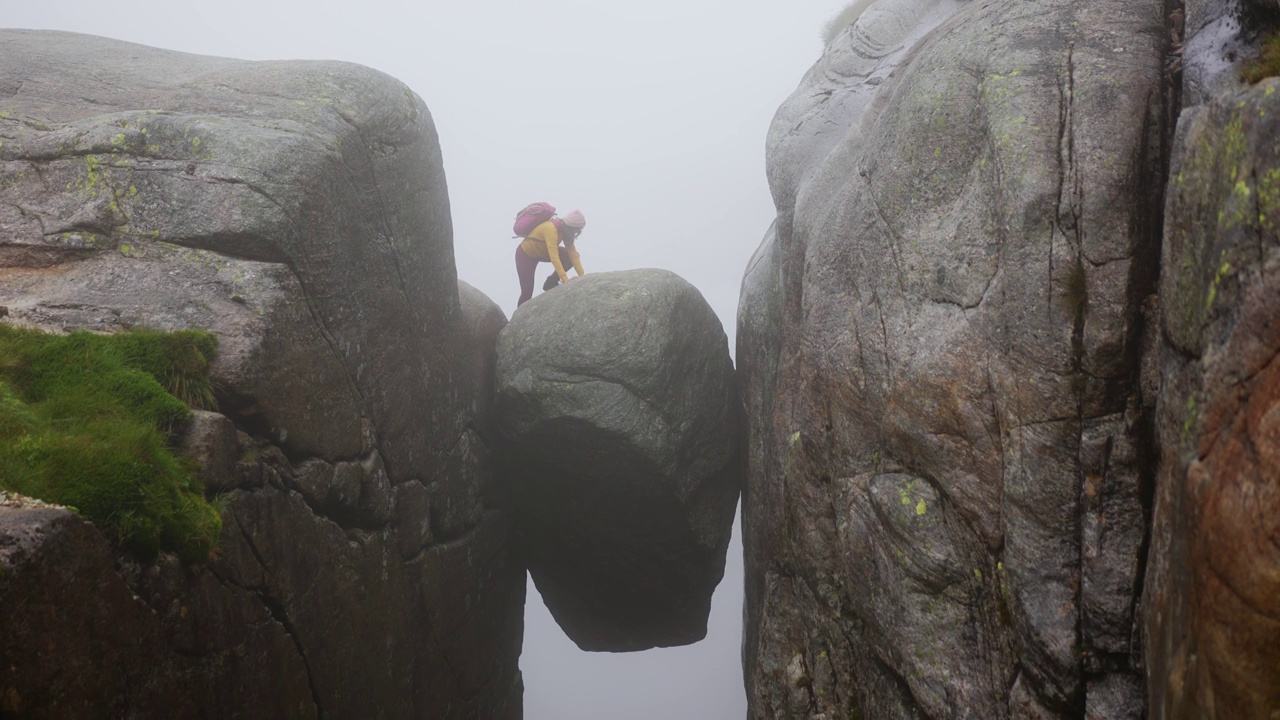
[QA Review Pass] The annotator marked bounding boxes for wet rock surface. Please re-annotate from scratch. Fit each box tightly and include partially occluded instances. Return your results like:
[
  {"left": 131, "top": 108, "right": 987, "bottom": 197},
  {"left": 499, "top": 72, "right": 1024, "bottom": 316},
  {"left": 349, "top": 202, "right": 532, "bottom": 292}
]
[
  {"left": 0, "top": 449, "right": 527, "bottom": 720},
  {"left": 0, "top": 507, "right": 203, "bottom": 719},
  {"left": 740, "top": 0, "right": 1168, "bottom": 717},
  {"left": 0, "top": 31, "right": 522, "bottom": 718},
  {"left": 495, "top": 269, "right": 741, "bottom": 651},
  {"left": 1143, "top": 76, "right": 1280, "bottom": 720},
  {"left": 0, "top": 29, "right": 460, "bottom": 481}
]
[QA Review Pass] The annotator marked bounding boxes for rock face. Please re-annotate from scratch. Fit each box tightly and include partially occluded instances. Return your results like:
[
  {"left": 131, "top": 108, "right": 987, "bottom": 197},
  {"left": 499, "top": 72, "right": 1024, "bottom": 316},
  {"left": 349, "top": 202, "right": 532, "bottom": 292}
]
[
  {"left": 494, "top": 269, "right": 741, "bottom": 651},
  {"left": 0, "top": 468, "right": 525, "bottom": 720},
  {"left": 0, "top": 29, "right": 459, "bottom": 486},
  {"left": 1143, "top": 28, "right": 1280, "bottom": 720},
  {"left": 0, "top": 31, "right": 523, "bottom": 718},
  {"left": 740, "top": 1, "right": 1168, "bottom": 717},
  {"left": 0, "top": 506, "right": 201, "bottom": 718}
]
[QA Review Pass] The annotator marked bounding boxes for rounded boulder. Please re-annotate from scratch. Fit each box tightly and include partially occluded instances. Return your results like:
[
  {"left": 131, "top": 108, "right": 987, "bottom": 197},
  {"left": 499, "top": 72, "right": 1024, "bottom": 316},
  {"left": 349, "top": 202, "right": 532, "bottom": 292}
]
[{"left": 494, "top": 269, "right": 741, "bottom": 651}]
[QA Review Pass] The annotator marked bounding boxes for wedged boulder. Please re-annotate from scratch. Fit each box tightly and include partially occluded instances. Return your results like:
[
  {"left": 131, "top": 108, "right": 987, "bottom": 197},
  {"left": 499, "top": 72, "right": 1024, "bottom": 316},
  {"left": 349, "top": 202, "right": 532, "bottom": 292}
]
[
  {"left": 1143, "top": 77, "right": 1280, "bottom": 720},
  {"left": 495, "top": 269, "right": 741, "bottom": 651},
  {"left": 741, "top": 1, "right": 1168, "bottom": 717},
  {"left": 0, "top": 31, "right": 523, "bottom": 718},
  {"left": 458, "top": 280, "right": 507, "bottom": 438}
]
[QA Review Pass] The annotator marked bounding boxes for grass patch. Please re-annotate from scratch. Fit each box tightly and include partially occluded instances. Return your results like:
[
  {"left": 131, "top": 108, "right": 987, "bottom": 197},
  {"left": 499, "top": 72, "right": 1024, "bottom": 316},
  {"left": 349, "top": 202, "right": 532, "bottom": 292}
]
[
  {"left": 1241, "top": 32, "right": 1280, "bottom": 83},
  {"left": 0, "top": 325, "right": 222, "bottom": 563}
]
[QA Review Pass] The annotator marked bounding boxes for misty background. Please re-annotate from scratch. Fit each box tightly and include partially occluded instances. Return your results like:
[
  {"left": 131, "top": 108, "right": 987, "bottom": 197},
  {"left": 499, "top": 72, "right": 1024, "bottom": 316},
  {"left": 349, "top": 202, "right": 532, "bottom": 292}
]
[{"left": 6, "top": 2, "right": 851, "bottom": 716}]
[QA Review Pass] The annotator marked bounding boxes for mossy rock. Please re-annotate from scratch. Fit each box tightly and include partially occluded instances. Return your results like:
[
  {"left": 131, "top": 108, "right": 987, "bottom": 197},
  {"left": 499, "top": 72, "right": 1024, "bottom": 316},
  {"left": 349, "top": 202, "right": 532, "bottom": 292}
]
[
  {"left": 1240, "top": 32, "right": 1280, "bottom": 84},
  {"left": 0, "top": 325, "right": 222, "bottom": 563}
]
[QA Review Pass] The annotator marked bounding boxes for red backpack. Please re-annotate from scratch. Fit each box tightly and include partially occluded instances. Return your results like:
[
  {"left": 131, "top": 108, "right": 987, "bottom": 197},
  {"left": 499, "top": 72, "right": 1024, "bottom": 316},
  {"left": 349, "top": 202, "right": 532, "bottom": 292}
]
[{"left": 512, "top": 202, "right": 556, "bottom": 238}]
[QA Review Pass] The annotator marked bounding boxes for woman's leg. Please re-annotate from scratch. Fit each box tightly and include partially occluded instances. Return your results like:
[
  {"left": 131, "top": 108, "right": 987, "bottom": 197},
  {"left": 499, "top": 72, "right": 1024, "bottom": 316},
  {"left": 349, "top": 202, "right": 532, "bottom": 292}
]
[{"left": 515, "top": 245, "right": 538, "bottom": 306}]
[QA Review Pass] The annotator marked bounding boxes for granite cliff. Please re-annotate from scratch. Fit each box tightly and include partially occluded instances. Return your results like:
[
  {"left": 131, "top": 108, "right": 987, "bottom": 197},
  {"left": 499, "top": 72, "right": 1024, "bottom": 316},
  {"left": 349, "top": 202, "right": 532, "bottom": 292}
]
[
  {"left": 740, "top": 0, "right": 1278, "bottom": 717},
  {"left": 0, "top": 30, "right": 522, "bottom": 718}
]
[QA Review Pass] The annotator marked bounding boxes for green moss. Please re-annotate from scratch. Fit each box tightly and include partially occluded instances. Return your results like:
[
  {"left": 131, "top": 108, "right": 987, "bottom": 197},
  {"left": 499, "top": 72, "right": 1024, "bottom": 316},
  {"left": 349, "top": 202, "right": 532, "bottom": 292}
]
[
  {"left": 1241, "top": 34, "right": 1280, "bottom": 84},
  {"left": 0, "top": 326, "right": 221, "bottom": 563}
]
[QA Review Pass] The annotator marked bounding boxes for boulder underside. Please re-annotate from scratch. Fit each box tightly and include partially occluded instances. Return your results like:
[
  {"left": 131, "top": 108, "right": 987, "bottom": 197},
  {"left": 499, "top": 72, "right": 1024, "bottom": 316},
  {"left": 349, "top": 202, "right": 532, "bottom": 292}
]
[{"left": 495, "top": 269, "right": 742, "bottom": 652}]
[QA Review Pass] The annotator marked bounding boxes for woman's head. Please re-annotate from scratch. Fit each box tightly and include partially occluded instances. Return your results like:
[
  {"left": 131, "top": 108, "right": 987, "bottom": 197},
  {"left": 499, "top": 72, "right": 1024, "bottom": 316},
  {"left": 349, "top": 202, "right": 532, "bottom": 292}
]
[{"left": 562, "top": 209, "right": 586, "bottom": 239}]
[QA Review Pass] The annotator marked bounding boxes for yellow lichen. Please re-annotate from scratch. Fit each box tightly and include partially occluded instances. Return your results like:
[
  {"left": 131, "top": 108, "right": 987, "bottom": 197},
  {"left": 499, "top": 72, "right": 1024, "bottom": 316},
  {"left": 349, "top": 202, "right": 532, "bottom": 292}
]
[
  {"left": 1206, "top": 254, "right": 1233, "bottom": 309},
  {"left": 1258, "top": 167, "right": 1280, "bottom": 229}
]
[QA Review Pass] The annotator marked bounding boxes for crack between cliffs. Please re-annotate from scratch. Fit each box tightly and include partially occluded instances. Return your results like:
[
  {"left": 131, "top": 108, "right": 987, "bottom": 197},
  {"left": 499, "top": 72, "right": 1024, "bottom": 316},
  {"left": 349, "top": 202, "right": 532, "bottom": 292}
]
[
  {"left": 231, "top": 513, "right": 327, "bottom": 719},
  {"left": 1059, "top": 39, "right": 1092, "bottom": 716}
]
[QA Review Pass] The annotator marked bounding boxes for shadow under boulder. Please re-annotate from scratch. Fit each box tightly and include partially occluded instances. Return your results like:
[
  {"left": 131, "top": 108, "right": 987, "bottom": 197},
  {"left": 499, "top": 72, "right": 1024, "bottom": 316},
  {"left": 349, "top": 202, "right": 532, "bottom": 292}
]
[{"left": 494, "top": 269, "right": 742, "bottom": 652}]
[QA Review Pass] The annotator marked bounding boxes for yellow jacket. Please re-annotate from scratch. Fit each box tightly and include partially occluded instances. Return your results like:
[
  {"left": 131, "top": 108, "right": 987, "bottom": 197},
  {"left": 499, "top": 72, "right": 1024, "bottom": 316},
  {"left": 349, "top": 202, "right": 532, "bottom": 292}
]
[{"left": 519, "top": 221, "right": 584, "bottom": 282}]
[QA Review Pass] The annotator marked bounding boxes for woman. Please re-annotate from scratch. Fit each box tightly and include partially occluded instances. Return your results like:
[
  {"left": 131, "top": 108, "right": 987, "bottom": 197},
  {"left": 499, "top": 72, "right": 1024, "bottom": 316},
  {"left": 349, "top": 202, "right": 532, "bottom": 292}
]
[{"left": 515, "top": 209, "right": 586, "bottom": 306}]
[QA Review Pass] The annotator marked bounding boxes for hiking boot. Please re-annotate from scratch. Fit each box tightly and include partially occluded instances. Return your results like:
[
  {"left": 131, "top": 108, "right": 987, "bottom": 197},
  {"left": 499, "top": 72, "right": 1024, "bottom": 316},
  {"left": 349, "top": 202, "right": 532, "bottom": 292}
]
[{"left": 542, "top": 273, "right": 561, "bottom": 291}]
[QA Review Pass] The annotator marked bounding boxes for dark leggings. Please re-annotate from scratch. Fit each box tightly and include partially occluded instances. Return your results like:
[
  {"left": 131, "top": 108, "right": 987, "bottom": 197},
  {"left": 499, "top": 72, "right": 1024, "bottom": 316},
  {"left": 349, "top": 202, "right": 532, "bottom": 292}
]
[{"left": 516, "top": 244, "right": 573, "bottom": 306}]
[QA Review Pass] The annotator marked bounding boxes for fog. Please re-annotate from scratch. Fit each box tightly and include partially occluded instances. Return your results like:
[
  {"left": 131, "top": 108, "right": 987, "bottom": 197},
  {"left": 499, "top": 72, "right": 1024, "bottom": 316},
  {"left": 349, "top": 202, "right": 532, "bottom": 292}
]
[{"left": 6, "top": 2, "right": 851, "bottom": 716}]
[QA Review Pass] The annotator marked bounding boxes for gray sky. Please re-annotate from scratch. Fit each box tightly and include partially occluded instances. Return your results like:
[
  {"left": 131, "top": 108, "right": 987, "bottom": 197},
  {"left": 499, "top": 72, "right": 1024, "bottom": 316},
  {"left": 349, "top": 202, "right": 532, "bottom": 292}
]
[{"left": 8, "top": 2, "right": 848, "bottom": 716}]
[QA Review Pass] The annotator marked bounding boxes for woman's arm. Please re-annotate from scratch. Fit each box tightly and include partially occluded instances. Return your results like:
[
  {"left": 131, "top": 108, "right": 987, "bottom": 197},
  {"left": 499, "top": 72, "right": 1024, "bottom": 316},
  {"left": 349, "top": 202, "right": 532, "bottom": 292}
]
[
  {"left": 545, "top": 231, "right": 570, "bottom": 282},
  {"left": 566, "top": 241, "right": 585, "bottom": 276}
]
